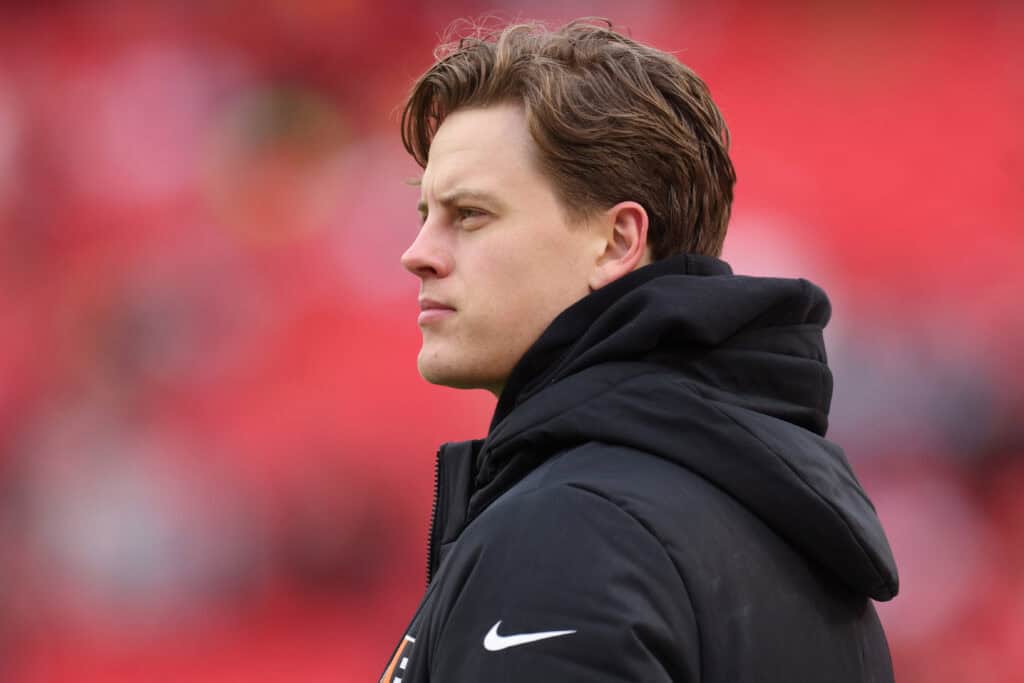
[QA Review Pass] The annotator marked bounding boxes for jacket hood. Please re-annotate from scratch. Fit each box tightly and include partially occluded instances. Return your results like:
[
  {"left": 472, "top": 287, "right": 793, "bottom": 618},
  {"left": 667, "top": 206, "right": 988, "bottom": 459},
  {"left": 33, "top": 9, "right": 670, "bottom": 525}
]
[{"left": 471, "top": 254, "right": 899, "bottom": 602}]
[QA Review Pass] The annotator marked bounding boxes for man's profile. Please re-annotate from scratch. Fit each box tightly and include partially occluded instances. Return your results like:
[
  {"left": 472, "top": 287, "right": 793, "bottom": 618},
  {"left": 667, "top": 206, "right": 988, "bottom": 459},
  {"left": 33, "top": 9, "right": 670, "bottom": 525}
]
[{"left": 382, "top": 18, "right": 898, "bottom": 683}]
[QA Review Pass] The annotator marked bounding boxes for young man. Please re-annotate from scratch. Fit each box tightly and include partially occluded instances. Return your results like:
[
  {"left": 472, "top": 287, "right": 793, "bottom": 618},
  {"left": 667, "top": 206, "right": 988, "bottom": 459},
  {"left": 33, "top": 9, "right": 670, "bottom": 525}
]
[{"left": 382, "top": 19, "right": 898, "bottom": 682}]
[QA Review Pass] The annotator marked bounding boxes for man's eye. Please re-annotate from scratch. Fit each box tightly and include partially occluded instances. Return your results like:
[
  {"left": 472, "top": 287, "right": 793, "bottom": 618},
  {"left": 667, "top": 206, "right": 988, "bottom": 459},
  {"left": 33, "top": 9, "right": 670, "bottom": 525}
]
[{"left": 456, "top": 208, "right": 486, "bottom": 223}]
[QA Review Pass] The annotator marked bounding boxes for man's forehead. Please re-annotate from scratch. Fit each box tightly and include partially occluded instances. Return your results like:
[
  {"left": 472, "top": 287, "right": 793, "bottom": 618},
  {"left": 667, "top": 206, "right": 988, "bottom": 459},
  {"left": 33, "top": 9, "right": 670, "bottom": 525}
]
[
  {"left": 418, "top": 155, "right": 507, "bottom": 205},
  {"left": 416, "top": 105, "right": 536, "bottom": 206},
  {"left": 432, "top": 103, "right": 529, "bottom": 152},
  {"left": 422, "top": 144, "right": 503, "bottom": 187}
]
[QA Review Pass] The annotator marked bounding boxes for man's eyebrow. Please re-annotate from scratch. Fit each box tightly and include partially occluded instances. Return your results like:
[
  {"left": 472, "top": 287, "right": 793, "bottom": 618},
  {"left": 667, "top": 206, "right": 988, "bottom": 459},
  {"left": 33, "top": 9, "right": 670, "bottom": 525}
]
[{"left": 417, "top": 189, "right": 504, "bottom": 216}]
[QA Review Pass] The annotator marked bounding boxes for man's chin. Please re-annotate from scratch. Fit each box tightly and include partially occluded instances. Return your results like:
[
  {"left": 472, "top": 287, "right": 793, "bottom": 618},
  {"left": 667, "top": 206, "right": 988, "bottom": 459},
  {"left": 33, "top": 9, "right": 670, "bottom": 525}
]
[
  {"left": 417, "top": 357, "right": 504, "bottom": 395},
  {"left": 418, "top": 365, "right": 479, "bottom": 390}
]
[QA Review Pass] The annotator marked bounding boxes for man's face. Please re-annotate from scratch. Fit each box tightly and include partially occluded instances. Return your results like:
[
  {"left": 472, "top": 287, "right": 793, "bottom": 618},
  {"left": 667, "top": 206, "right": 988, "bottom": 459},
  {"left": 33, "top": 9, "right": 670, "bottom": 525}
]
[{"left": 401, "top": 103, "right": 603, "bottom": 395}]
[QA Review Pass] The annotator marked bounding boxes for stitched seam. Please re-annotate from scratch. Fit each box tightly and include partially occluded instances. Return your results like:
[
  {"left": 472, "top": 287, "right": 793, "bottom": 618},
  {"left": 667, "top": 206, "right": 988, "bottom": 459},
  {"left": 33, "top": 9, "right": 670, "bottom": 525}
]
[{"left": 563, "top": 481, "right": 704, "bottom": 682}]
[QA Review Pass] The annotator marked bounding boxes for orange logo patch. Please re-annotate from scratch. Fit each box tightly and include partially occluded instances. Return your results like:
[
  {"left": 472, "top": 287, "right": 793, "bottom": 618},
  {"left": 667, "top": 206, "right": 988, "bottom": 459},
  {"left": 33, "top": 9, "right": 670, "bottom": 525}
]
[{"left": 380, "top": 634, "right": 416, "bottom": 683}]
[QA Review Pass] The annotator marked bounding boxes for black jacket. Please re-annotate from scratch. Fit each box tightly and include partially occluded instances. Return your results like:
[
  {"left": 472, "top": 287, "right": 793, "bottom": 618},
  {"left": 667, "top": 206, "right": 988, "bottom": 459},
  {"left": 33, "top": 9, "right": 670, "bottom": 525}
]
[{"left": 380, "top": 254, "right": 899, "bottom": 682}]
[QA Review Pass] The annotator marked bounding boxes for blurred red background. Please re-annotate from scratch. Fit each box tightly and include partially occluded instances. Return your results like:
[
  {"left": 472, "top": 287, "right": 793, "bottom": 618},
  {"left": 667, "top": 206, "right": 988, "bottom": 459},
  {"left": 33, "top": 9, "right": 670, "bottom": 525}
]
[{"left": 0, "top": 1, "right": 1020, "bottom": 681}]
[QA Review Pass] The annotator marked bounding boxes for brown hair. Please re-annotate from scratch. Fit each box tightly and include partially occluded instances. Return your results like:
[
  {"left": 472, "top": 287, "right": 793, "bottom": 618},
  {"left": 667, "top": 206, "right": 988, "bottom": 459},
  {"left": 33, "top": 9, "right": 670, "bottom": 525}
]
[{"left": 401, "top": 18, "right": 736, "bottom": 259}]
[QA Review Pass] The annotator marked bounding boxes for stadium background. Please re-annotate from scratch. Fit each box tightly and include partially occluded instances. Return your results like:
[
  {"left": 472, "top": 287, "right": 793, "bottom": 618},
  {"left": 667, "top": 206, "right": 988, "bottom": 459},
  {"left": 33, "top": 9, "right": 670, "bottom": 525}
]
[{"left": 0, "top": 1, "right": 1021, "bottom": 681}]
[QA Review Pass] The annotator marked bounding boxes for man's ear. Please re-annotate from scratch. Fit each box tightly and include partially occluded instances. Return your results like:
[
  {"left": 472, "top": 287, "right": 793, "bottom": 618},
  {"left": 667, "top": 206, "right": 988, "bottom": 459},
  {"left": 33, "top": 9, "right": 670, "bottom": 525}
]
[{"left": 588, "top": 201, "right": 652, "bottom": 291}]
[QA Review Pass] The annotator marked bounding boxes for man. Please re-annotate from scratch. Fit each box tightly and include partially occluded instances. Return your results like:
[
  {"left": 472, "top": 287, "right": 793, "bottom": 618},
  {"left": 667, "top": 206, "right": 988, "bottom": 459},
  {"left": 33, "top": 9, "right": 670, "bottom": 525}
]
[{"left": 381, "top": 19, "right": 898, "bottom": 683}]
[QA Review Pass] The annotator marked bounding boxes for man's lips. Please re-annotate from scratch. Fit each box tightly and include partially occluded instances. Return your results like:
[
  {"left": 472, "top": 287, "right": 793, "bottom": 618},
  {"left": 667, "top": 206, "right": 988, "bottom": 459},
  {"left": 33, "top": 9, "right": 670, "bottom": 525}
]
[
  {"left": 418, "top": 297, "right": 455, "bottom": 311},
  {"left": 418, "top": 298, "right": 455, "bottom": 325}
]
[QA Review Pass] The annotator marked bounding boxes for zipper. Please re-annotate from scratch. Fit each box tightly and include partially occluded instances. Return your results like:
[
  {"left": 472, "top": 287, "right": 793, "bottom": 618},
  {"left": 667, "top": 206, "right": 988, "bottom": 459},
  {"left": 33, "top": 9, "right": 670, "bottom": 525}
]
[
  {"left": 378, "top": 446, "right": 447, "bottom": 682},
  {"left": 426, "top": 445, "right": 444, "bottom": 587}
]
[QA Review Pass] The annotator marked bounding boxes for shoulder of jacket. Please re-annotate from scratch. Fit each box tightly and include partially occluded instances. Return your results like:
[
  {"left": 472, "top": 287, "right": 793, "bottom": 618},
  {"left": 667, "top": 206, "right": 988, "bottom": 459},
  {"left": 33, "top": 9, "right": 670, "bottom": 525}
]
[
  {"left": 477, "top": 441, "right": 751, "bottom": 558},
  {"left": 471, "top": 444, "right": 684, "bottom": 545},
  {"left": 514, "top": 441, "right": 695, "bottom": 500}
]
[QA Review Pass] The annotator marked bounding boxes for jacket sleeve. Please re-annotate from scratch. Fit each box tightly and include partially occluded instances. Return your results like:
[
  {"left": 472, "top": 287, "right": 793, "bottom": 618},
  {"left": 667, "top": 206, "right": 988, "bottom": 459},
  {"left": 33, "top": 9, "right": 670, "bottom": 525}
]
[{"left": 428, "top": 483, "right": 701, "bottom": 682}]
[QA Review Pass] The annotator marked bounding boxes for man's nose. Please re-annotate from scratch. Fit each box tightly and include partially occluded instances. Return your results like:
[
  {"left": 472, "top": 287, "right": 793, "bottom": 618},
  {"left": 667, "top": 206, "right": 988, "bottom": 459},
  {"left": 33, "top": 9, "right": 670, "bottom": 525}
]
[{"left": 400, "top": 222, "right": 453, "bottom": 279}]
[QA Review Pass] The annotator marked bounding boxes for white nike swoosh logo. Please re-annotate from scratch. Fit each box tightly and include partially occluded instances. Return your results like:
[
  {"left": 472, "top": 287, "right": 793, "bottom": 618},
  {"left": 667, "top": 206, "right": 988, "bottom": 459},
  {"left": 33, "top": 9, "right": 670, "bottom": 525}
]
[{"left": 483, "top": 620, "right": 577, "bottom": 652}]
